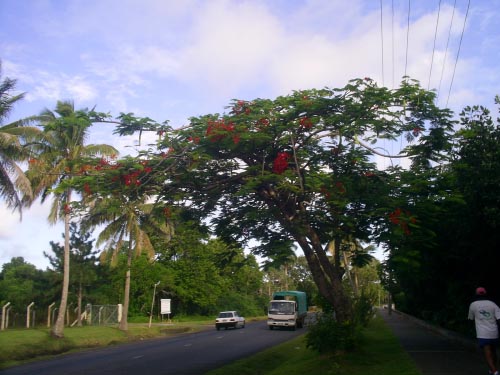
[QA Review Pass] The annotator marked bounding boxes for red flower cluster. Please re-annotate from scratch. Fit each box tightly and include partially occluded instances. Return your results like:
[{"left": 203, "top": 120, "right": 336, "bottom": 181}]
[
  {"left": 299, "top": 117, "right": 313, "bottom": 129},
  {"left": 255, "top": 117, "right": 270, "bottom": 131},
  {"left": 123, "top": 171, "right": 142, "bottom": 186},
  {"left": 389, "top": 208, "right": 416, "bottom": 235},
  {"left": 121, "top": 161, "right": 152, "bottom": 187},
  {"left": 232, "top": 100, "right": 252, "bottom": 115},
  {"left": 412, "top": 127, "right": 422, "bottom": 137},
  {"left": 163, "top": 206, "right": 171, "bottom": 218},
  {"left": 206, "top": 119, "right": 240, "bottom": 144},
  {"left": 83, "top": 183, "right": 92, "bottom": 196},
  {"left": 320, "top": 186, "right": 331, "bottom": 199},
  {"left": 94, "top": 158, "right": 111, "bottom": 171},
  {"left": 320, "top": 181, "right": 346, "bottom": 199},
  {"left": 273, "top": 152, "right": 291, "bottom": 174},
  {"left": 161, "top": 148, "right": 175, "bottom": 158},
  {"left": 334, "top": 181, "right": 346, "bottom": 194}
]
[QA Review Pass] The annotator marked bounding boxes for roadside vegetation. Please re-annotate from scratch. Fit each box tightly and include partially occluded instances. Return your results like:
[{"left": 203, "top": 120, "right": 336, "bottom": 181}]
[{"left": 207, "top": 314, "right": 420, "bottom": 375}]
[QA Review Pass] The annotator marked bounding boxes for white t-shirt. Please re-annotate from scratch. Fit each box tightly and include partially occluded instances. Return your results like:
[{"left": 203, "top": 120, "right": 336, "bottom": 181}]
[{"left": 468, "top": 299, "right": 500, "bottom": 339}]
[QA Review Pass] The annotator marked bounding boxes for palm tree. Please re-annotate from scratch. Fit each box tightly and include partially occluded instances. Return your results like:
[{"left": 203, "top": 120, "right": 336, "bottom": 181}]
[
  {"left": 82, "top": 190, "right": 174, "bottom": 331},
  {"left": 0, "top": 63, "right": 41, "bottom": 216},
  {"left": 26, "top": 100, "right": 117, "bottom": 338},
  {"left": 330, "top": 236, "right": 374, "bottom": 296}
]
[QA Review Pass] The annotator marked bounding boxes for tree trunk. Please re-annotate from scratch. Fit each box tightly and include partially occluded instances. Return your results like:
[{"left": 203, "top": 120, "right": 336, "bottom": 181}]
[
  {"left": 295, "top": 233, "right": 352, "bottom": 323},
  {"left": 342, "top": 250, "right": 357, "bottom": 295},
  {"left": 77, "top": 281, "right": 83, "bottom": 327},
  {"left": 258, "top": 186, "right": 352, "bottom": 323},
  {"left": 119, "top": 243, "right": 132, "bottom": 331},
  {"left": 284, "top": 264, "right": 288, "bottom": 290},
  {"left": 51, "top": 194, "right": 71, "bottom": 338}
]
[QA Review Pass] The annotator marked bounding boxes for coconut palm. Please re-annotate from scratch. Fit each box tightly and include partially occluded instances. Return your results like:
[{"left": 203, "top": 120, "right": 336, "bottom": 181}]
[
  {"left": 82, "top": 190, "right": 174, "bottom": 331},
  {"left": 0, "top": 63, "right": 41, "bottom": 215},
  {"left": 26, "top": 100, "right": 118, "bottom": 338}
]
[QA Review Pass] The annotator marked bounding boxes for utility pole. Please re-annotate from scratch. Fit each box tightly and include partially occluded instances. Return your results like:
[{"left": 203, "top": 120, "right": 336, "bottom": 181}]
[{"left": 149, "top": 281, "right": 160, "bottom": 328}]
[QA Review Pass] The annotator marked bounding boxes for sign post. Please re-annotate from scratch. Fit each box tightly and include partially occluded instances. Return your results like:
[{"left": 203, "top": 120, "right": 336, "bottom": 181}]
[{"left": 161, "top": 299, "right": 171, "bottom": 323}]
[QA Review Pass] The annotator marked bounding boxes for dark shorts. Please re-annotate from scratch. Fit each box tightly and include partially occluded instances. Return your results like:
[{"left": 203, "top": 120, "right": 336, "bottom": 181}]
[{"left": 478, "top": 338, "right": 499, "bottom": 348}]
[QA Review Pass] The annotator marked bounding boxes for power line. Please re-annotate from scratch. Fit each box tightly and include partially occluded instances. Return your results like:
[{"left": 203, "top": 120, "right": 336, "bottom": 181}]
[
  {"left": 437, "top": 0, "right": 456, "bottom": 102},
  {"left": 391, "top": 0, "right": 395, "bottom": 88},
  {"left": 404, "top": 0, "right": 411, "bottom": 78},
  {"left": 446, "top": 0, "right": 470, "bottom": 108},
  {"left": 380, "top": 0, "right": 385, "bottom": 86},
  {"left": 428, "top": 0, "right": 442, "bottom": 90}
]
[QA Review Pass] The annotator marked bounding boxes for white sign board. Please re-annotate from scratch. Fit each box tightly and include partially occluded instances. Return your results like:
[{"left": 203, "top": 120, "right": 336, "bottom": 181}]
[{"left": 161, "top": 299, "right": 171, "bottom": 314}]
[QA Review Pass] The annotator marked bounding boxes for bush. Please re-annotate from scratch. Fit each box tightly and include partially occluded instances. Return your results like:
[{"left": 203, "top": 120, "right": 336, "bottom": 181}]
[
  {"left": 306, "top": 294, "right": 374, "bottom": 354},
  {"left": 305, "top": 313, "right": 359, "bottom": 353},
  {"left": 215, "top": 292, "right": 267, "bottom": 317},
  {"left": 353, "top": 293, "right": 374, "bottom": 327}
]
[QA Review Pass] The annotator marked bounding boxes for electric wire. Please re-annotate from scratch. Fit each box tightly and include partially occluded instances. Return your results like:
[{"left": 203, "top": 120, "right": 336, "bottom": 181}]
[
  {"left": 387, "top": 0, "right": 396, "bottom": 169},
  {"left": 404, "top": 0, "right": 411, "bottom": 78},
  {"left": 380, "top": 0, "right": 385, "bottom": 87},
  {"left": 391, "top": 0, "right": 395, "bottom": 89},
  {"left": 428, "top": 0, "right": 442, "bottom": 90},
  {"left": 446, "top": 0, "right": 470, "bottom": 108},
  {"left": 437, "top": 0, "right": 456, "bottom": 102}
]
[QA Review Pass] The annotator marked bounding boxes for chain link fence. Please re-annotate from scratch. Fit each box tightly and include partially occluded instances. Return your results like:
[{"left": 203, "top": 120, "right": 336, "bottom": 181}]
[{"left": 85, "top": 304, "right": 121, "bottom": 326}]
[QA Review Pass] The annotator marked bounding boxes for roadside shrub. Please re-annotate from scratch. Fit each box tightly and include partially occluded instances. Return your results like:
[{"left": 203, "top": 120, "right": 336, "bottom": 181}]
[
  {"left": 353, "top": 293, "right": 374, "bottom": 327},
  {"left": 305, "top": 313, "right": 359, "bottom": 353},
  {"left": 215, "top": 292, "right": 267, "bottom": 317},
  {"left": 306, "top": 294, "right": 374, "bottom": 354}
]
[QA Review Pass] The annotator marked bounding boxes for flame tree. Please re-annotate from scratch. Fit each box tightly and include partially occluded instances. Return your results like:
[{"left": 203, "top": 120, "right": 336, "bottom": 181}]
[{"left": 98, "top": 78, "right": 455, "bottom": 323}]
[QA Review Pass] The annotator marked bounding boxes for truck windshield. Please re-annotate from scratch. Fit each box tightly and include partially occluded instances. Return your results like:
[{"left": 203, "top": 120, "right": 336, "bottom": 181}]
[{"left": 268, "top": 301, "right": 295, "bottom": 315}]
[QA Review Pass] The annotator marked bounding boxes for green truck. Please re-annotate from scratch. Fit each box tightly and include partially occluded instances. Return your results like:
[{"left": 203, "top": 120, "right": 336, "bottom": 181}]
[{"left": 267, "top": 291, "right": 307, "bottom": 330}]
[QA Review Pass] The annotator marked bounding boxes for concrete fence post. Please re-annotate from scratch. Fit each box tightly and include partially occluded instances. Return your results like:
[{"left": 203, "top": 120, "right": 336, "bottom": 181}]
[
  {"left": 1, "top": 302, "right": 11, "bottom": 330},
  {"left": 26, "top": 302, "right": 35, "bottom": 328},
  {"left": 47, "top": 302, "right": 55, "bottom": 328}
]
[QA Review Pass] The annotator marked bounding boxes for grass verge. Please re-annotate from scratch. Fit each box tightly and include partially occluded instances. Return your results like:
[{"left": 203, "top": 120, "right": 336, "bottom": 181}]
[
  {"left": 0, "top": 321, "right": 212, "bottom": 369},
  {"left": 206, "top": 314, "right": 421, "bottom": 375}
]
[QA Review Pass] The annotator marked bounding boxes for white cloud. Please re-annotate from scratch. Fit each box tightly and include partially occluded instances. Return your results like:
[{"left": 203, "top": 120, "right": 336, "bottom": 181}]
[
  {"left": 176, "top": 1, "right": 282, "bottom": 94},
  {"left": 22, "top": 71, "right": 98, "bottom": 105},
  {"left": 0, "top": 201, "right": 61, "bottom": 269},
  {"left": 65, "top": 76, "right": 97, "bottom": 102},
  {"left": 0, "top": 205, "right": 17, "bottom": 240}
]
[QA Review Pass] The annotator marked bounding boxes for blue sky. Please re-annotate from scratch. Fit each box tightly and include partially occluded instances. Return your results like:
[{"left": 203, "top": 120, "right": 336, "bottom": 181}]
[{"left": 1, "top": 0, "right": 499, "bottom": 269}]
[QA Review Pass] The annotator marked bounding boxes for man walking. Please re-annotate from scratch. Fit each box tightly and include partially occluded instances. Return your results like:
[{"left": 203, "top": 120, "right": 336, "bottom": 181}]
[{"left": 469, "top": 287, "right": 500, "bottom": 375}]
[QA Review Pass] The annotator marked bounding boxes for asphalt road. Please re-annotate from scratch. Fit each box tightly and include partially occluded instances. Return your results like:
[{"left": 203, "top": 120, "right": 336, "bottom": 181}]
[{"left": 0, "top": 321, "right": 305, "bottom": 375}]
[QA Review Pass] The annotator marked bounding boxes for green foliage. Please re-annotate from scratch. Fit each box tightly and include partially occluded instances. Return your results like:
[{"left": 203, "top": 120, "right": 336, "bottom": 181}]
[
  {"left": 352, "top": 293, "right": 374, "bottom": 327},
  {"left": 147, "top": 78, "right": 455, "bottom": 322},
  {"left": 0, "top": 257, "right": 39, "bottom": 307},
  {"left": 306, "top": 313, "right": 359, "bottom": 353},
  {"left": 381, "top": 100, "right": 500, "bottom": 333},
  {"left": 215, "top": 291, "right": 267, "bottom": 317},
  {"left": 305, "top": 294, "right": 374, "bottom": 354},
  {"left": 0, "top": 61, "right": 41, "bottom": 214}
]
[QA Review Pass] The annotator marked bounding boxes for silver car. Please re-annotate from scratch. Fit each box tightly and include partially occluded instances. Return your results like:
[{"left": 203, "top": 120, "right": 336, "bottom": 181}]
[{"left": 215, "top": 311, "right": 245, "bottom": 330}]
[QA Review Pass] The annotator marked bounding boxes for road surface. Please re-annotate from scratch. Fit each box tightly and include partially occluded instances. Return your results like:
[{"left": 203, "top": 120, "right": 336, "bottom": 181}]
[{"left": 0, "top": 321, "right": 305, "bottom": 374}]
